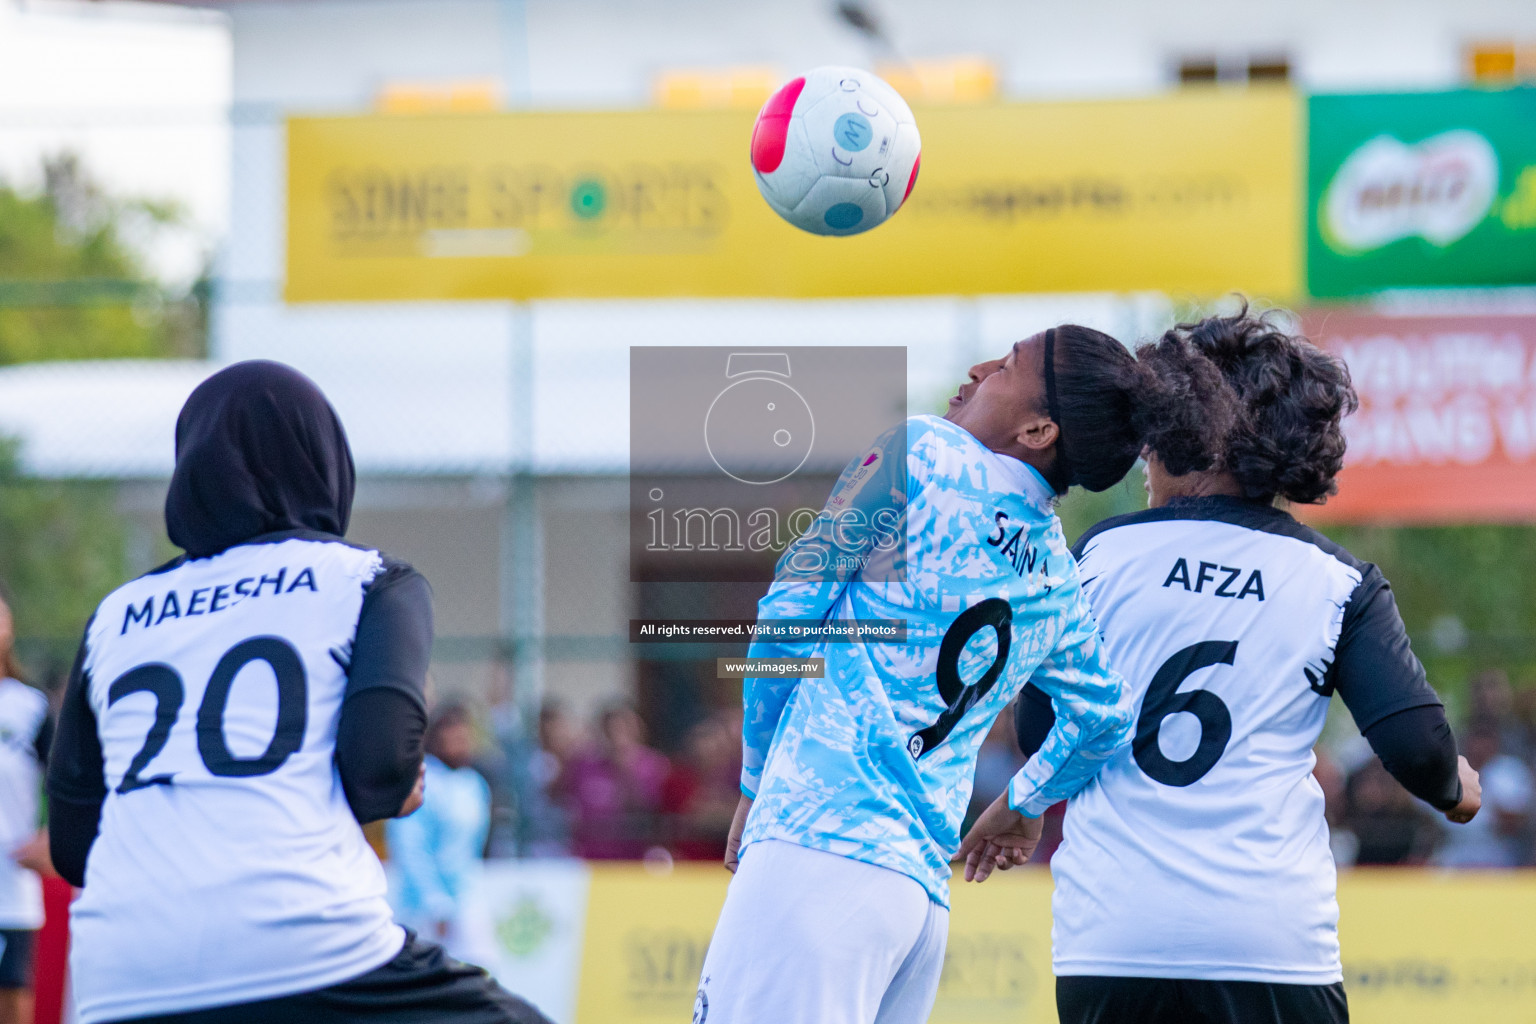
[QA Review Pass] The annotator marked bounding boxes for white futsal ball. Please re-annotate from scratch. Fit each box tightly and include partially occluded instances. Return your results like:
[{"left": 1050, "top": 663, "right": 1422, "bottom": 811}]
[{"left": 750, "top": 66, "right": 922, "bottom": 236}]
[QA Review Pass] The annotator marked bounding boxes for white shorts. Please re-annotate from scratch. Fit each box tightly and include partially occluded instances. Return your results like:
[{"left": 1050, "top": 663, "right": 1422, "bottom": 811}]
[{"left": 695, "top": 839, "right": 949, "bottom": 1024}]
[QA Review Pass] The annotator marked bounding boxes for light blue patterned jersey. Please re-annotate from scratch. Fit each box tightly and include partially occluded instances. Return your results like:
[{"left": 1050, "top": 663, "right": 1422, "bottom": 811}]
[{"left": 740, "top": 414, "right": 1133, "bottom": 907}]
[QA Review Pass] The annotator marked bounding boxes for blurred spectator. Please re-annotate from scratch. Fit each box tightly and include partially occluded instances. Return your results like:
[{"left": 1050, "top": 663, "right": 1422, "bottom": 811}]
[
  {"left": 562, "top": 702, "right": 670, "bottom": 859},
  {"left": 517, "top": 702, "right": 580, "bottom": 856},
  {"left": 1510, "top": 683, "right": 1536, "bottom": 766},
  {"left": 476, "top": 664, "right": 525, "bottom": 857},
  {"left": 482, "top": 692, "right": 581, "bottom": 858},
  {"left": 1466, "top": 669, "right": 1526, "bottom": 760},
  {"left": 386, "top": 704, "right": 492, "bottom": 959},
  {"left": 1341, "top": 758, "right": 1438, "bottom": 865},
  {"left": 1434, "top": 722, "right": 1534, "bottom": 869},
  {"left": 662, "top": 714, "right": 742, "bottom": 861},
  {"left": 0, "top": 592, "right": 53, "bottom": 1024}
]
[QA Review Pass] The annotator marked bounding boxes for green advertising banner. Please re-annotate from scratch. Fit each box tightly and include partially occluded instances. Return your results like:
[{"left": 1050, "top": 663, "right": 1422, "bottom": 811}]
[{"left": 1308, "top": 88, "right": 1536, "bottom": 297}]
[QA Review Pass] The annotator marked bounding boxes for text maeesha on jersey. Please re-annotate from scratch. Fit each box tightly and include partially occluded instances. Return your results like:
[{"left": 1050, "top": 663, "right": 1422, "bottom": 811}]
[{"left": 119, "top": 566, "right": 319, "bottom": 634}]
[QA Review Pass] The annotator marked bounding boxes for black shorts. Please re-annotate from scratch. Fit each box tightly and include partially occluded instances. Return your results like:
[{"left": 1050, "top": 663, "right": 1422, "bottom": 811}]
[
  {"left": 0, "top": 929, "right": 35, "bottom": 989},
  {"left": 113, "top": 934, "right": 553, "bottom": 1024},
  {"left": 1058, "top": 975, "right": 1349, "bottom": 1024}
]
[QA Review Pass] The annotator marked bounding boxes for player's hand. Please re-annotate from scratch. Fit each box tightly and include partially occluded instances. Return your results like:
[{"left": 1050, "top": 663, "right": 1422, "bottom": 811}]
[
  {"left": 724, "top": 794, "right": 752, "bottom": 874},
  {"left": 396, "top": 764, "right": 427, "bottom": 818},
  {"left": 957, "top": 792, "right": 1043, "bottom": 883},
  {"left": 1445, "top": 755, "right": 1482, "bottom": 825},
  {"left": 12, "top": 830, "right": 57, "bottom": 879}
]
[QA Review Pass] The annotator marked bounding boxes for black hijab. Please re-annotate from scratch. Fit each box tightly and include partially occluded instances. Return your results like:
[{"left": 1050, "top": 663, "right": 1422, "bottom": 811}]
[{"left": 166, "top": 360, "right": 356, "bottom": 558}]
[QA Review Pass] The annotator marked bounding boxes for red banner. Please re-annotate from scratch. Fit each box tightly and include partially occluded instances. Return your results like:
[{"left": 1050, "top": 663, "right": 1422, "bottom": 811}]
[{"left": 1304, "top": 311, "right": 1536, "bottom": 523}]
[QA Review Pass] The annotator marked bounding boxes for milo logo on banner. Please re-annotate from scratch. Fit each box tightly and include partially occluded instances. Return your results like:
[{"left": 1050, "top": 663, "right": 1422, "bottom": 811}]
[
  {"left": 1307, "top": 90, "right": 1536, "bottom": 297},
  {"left": 1321, "top": 130, "right": 1499, "bottom": 253}
]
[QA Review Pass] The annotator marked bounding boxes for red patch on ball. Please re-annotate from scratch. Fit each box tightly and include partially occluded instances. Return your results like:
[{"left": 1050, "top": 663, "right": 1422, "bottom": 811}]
[
  {"left": 751, "top": 77, "right": 807, "bottom": 174},
  {"left": 901, "top": 152, "right": 921, "bottom": 206}
]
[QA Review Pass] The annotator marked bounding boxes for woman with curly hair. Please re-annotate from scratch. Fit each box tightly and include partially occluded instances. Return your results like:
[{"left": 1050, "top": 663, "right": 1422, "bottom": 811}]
[{"left": 997, "top": 307, "right": 1482, "bottom": 1024}]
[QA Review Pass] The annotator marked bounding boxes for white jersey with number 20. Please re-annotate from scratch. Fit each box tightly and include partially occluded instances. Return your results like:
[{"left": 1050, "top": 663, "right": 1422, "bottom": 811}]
[{"left": 70, "top": 537, "right": 403, "bottom": 1024}]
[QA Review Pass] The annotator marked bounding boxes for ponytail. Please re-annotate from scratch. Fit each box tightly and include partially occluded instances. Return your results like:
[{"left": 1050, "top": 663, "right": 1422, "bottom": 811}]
[{"left": 1045, "top": 324, "right": 1236, "bottom": 493}]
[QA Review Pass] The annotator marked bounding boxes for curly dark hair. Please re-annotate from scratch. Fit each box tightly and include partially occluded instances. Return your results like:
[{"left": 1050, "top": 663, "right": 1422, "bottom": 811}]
[
  {"left": 1162, "top": 305, "right": 1359, "bottom": 505},
  {"left": 1133, "top": 332, "right": 1240, "bottom": 477},
  {"left": 1049, "top": 324, "right": 1238, "bottom": 492}
]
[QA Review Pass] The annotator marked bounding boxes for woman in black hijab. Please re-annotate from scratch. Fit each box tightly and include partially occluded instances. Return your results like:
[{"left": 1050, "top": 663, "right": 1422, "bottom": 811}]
[
  {"left": 47, "top": 361, "right": 551, "bottom": 1024},
  {"left": 165, "top": 359, "right": 357, "bottom": 558}
]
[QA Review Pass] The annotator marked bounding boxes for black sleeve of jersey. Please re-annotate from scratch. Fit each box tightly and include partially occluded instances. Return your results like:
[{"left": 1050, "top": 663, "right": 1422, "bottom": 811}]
[
  {"left": 50, "top": 798, "right": 100, "bottom": 889},
  {"left": 1331, "top": 566, "right": 1443, "bottom": 732},
  {"left": 46, "top": 622, "right": 107, "bottom": 889},
  {"left": 345, "top": 560, "right": 433, "bottom": 702},
  {"left": 1360, "top": 705, "right": 1463, "bottom": 812},
  {"left": 337, "top": 689, "right": 428, "bottom": 823},
  {"left": 1013, "top": 682, "right": 1057, "bottom": 759},
  {"left": 335, "top": 559, "right": 433, "bottom": 823}
]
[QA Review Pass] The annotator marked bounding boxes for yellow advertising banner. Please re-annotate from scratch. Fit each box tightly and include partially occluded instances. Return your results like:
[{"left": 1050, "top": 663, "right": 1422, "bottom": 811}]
[
  {"left": 286, "top": 91, "right": 1301, "bottom": 302},
  {"left": 574, "top": 865, "right": 723, "bottom": 1024},
  {"left": 1337, "top": 871, "right": 1536, "bottom": 1023},
  {"left": 572, "top": 865, "right": 1536, "bottom": 1024}
]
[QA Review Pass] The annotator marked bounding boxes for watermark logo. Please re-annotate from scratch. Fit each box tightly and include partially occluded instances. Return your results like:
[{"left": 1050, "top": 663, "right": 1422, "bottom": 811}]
[
  {"left": 630, "top": 346, "right": 906, "bottom": 585},
  {"left": 703, "top": 353, "right": 816, "bottom": 485}
]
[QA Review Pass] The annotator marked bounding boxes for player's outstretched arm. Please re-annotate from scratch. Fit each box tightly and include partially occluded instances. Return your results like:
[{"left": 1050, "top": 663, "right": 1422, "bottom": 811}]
[
  {"left": 1005, "top": 592, "right": 1134, "bottom": 819},
  {"left": 1334, "top": 567, "right": 1471, "bottom": 821},
  {"left": 956, "top": 791, "right": 1043, "bottom": 883}
]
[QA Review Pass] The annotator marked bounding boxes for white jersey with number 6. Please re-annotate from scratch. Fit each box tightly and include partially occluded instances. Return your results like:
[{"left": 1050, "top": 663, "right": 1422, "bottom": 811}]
[
  {"left": 70, "top": 536, "right": 403, "bottom": 1023},
  {"left": 1049, "top": 497, "right": 1441, "bottom": 985}
]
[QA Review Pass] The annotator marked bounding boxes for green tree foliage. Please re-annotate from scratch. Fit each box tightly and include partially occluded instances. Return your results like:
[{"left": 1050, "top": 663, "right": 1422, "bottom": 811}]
[
  {"left": 1322, "top": 523, "right": 1536, "bottom": 697},
  {"left": 0, "top": 439, "right": 126, "bottom": 679},
  {"left": 0, "top": 154, "right": 204, "bottom": 365},
  {"left": 0, "top": 156, "right": 203, "bottom": 679}
]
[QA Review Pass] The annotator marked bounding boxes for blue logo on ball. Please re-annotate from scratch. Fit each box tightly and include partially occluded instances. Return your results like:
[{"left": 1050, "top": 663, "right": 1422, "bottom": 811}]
[
  {"left": 824, "top": 203, "right": 864, "bottom": 230},
  {"left": 833, "top": 113, "right": 873, "bottom": 152}
]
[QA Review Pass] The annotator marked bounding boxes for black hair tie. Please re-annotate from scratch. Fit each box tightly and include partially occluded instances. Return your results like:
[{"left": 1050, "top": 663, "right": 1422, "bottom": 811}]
[{"left": 1043, "top": 327, "right": 1073, "bottom": 485}]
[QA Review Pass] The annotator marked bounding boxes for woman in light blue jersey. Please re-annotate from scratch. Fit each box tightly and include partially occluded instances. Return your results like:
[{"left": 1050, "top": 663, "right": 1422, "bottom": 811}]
[{"left": 695, "top": 325, "right": 1235, "bottom": 1024}]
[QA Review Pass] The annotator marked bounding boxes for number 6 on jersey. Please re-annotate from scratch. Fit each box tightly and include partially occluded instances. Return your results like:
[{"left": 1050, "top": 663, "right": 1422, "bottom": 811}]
[{"left": 1134, "top": 639, "right": 1237, "bottom": 787}]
